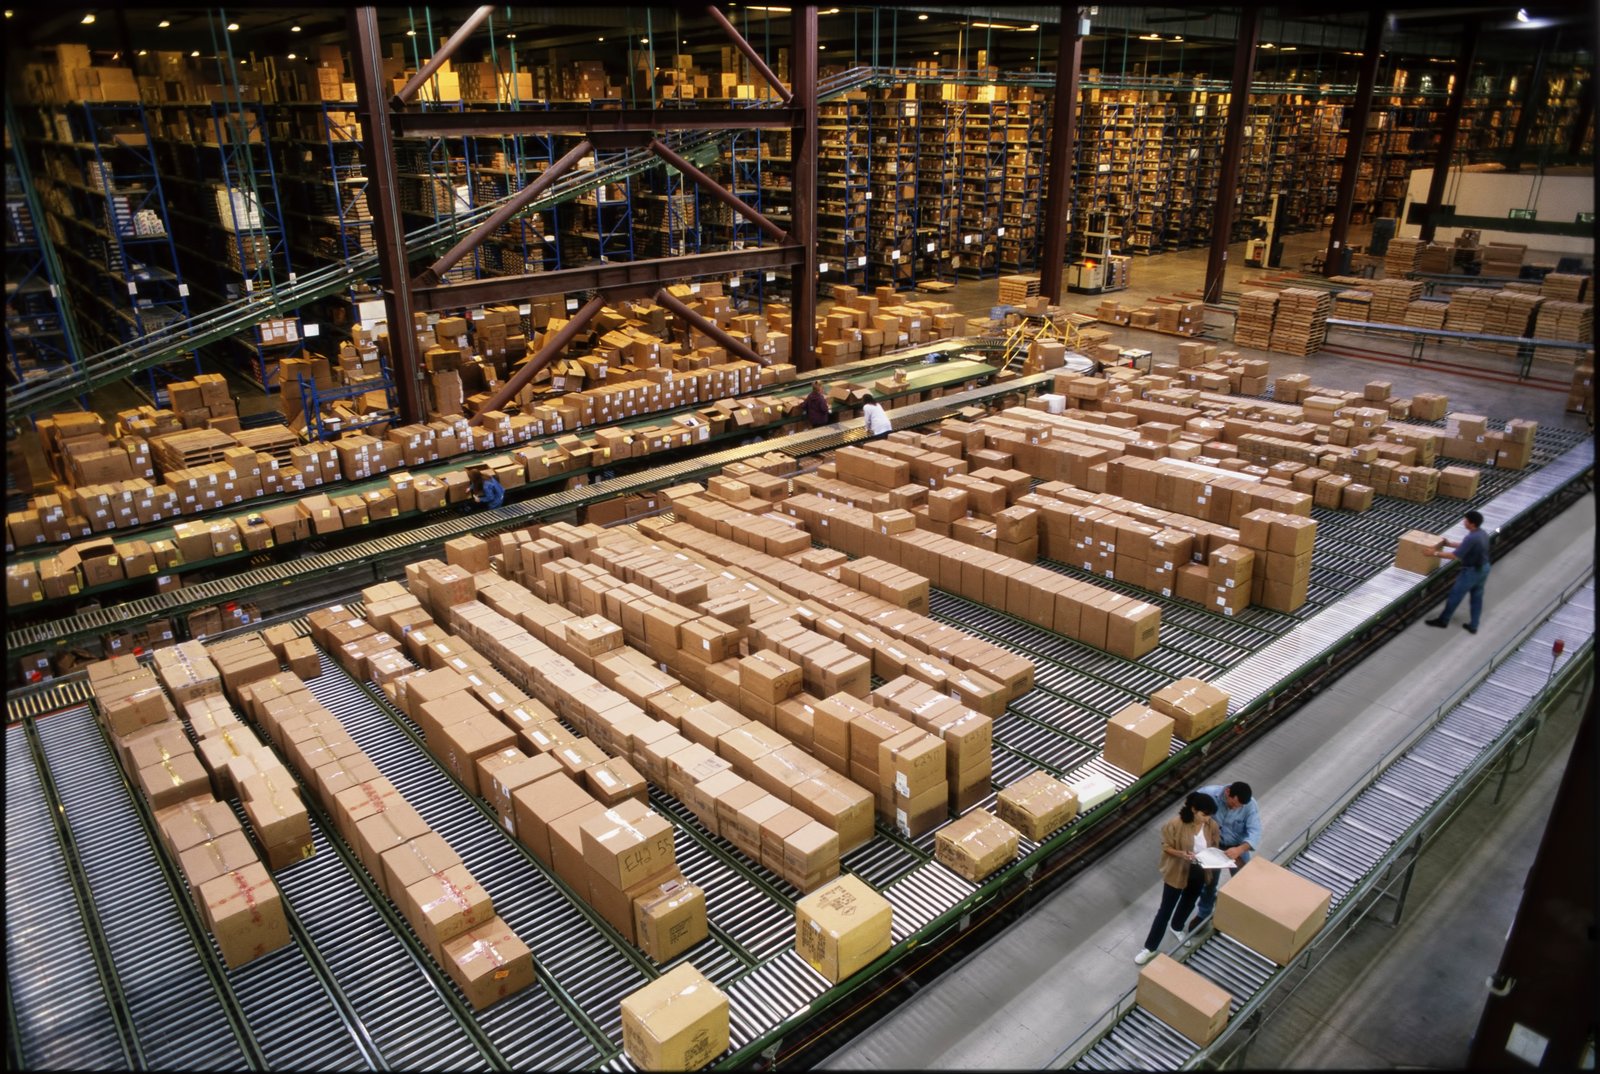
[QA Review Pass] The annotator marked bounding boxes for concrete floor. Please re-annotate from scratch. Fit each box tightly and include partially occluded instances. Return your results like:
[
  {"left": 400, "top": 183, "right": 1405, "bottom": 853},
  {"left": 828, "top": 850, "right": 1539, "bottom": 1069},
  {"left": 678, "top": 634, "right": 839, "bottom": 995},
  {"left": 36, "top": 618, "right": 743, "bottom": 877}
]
[{"left": 818, "top": 490, "right": 1595, "bottom": 1071}]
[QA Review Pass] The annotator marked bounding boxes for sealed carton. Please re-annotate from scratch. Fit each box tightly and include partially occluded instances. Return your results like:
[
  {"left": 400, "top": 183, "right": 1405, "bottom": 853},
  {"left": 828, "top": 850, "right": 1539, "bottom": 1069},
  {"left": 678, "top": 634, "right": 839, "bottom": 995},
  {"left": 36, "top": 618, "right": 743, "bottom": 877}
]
[
  {"left": 995, "top": 770, "right": 1078, "bottom": 841},
  {"left": 1393, "top": 530, "right": 1446, "bottom": 575},
  {"left": 933, "top": 809, "right": 1019, "bottom": 882},
  {"left": 380, "top": 830, "right": 462, "bottom": 898},
  {"left": 1147, "top": 678, "right": 1230, "bottom": 741},
  {"left": 793, "top": 874, "right": 893, "bottom": 983},
  {"left": 580, "top": 799, "right": 676, "bottom": 890},
  {"left": 400, "top": 862, "right": 495, "bottom": 957},
  {"left": 178, "top": 829, "right": 260, "bottom": 902},
  {"left": 198, "top": 861, "right": 292, "bottom": 968},
  {"left": 1214, "top": 858, "right": 1331, "bottom": 965},
  {"left": 1103, "top": 703, "right": 1174, "bottom": 776},
  {"left": 619, "top": 962, "right": 730, "bottom": 1071},
  {"left": 440, "top": 916, "right": 536, "bottom": 1010},
  {"left": 511, "top": 772, "right": 594, "bottom": 865},
  {"left": 1137, "top": 954, "right": 1232, "bottom": 1044},
  {"left": 632, "top": 873, "right": 709, "bottom": 962}
]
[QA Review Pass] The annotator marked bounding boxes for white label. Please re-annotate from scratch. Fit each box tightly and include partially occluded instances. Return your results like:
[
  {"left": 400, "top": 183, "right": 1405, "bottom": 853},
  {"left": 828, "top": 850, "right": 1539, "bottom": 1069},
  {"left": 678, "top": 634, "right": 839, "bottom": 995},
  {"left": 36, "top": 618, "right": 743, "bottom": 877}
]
[
  {"left": 819, "top": 262, "right": 830, "bottom": 273},
  {"left": 178, "top": 283, "right": 190, "bottom": 296},
  {"left": 304, "top": 322, "right": 321, "bottom": 337},
  {"left": 926, "top": 242, "right": 936, "bottom": 253},
  {"left": 1098, "top": 163, "right": 1111, "bottom": 173},
  {"left": 997, "top": 226, "right": 1006, "bottom": 237},
  {"left": 128, "top": 281, "right": 138, "bottom": 295},
  {"left": 566, "top": 298, "right": 579, "bottom": 311},
  {"left": 471, "top": 309, "right": 485, "bottom": 320},
  {"left": 1505, "top": 1024, "right": 1549, "bottom": 1067},
  {"left": 690, "top": 283, "right": 701, "bottom": 294},
  {"left": 895, "top": 772, "right": 909, "bottom": 797},
  {"left": 891, "top": 249, "right": 900, "bottom": 261},
  {"left": 728, "top": 276, "right": 741, "bottom": 287},
  {"left": 865, "top": 190, "right": 872, "bottom": 200},
  {"left": 517, "top": 303, "right": 531, "bottom": 314},
  {"left": 765, "top": 272, "right": 776, "bottom": 282},
  {"left": 963, "top": 235, "right": 973, "bottom": 245}
]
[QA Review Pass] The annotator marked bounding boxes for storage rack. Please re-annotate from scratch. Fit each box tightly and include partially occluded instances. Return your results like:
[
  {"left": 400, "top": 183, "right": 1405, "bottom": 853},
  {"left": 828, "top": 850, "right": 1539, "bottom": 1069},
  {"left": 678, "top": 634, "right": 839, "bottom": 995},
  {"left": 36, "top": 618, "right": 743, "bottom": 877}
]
[
  {"left": 4, "top": 103, "right": 83, "bottom": 393},
  {"left": 23, "top": 100, "right": 198, "bottom": 404},
  {"left": 912, "top": 90, "right": 960, "bottom": 286},
  {"left": 866, "top": 89, "right": 916, "bottom": 289},
  {"left": 817, "top": 92, "right": 870, "bottom": 291},
  {"left": 5, "top": 398, "right": 1593, "bottom": 1072},
  {"left": 999, "top": 86, "right": 1046, "bottom": 270},
  {"left": 151, "top": 98, "right": 300, "bottom": 390},
  {"left": 296, "top": 362, "right": 401, "bottom": 443},
  {"left": 956, "top": 89, "right": 1006, "bottom": 278},
  {"left": 468, "top": 128, "right": 566, "bottom": 275}
]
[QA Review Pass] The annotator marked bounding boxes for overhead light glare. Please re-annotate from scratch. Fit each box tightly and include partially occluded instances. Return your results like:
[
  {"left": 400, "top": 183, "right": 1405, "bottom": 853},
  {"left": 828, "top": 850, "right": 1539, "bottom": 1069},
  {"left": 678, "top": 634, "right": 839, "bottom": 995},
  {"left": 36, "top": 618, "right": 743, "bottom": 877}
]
[
  {"left": 745, "top": 5, "right": 791, "bottom": 11},
  {"left": 933, "top": 50, "right": 939, "bottom": 55},
  {"left": 291, "top": 24, "right": 301, "bottom": 32},
  {"left": 818, "top": 43, "right": 826, "bottom": 49},
  {"left": 506, "top": 33, "right": 516, "bottom": 39},
  {"left": 81, "top": 12, "right": 95, "bottom": 23},
  {"left": 158, "top": 19, "right": 171, "bottom": 28},
  {"left": 287, "top": 52, "right": 297, "bottom": 60},
  {"left": 138, "top": 49, "right": 147, "bottom": 56},
  {"left": 1260, "top": 42, "right": 1275, "bottom": 49},
  {"left": 1516, "top": 7, "right": 1529, "bottom": 21},
  {"left": 598, "top": 35, "right": 605, "bottom": 41},
  {"left": 190, "top": 50, "right": 200, "bottom": 57},
  {"left": 918, "top": 12, "right": 928, "bottom": 19},
  {"left": 1139, "top": 32, "right": 1160, "bottom": 40},
  {"left": 638, "top": 37, "right": 647, "bottom": 44},
  {"left": 1173, "top": 35, "right": 1182, "bottom": 41},
  {"left": 405, "top": 29, "right": 416, "bottom": 35},
  {"left": 4, "top": 9, "right": 14, "bottom": 16},
  {"left": 227, "top": 22, "right": 239, "bottom": 31},
  {"left": 972, "top": 22, "right": 1031, "bottom": 31}
]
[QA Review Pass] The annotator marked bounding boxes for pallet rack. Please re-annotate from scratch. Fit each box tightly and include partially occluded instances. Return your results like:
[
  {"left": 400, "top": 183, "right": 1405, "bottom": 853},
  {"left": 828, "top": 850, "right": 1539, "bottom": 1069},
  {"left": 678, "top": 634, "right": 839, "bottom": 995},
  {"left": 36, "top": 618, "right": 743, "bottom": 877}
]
[
  {"left": 999, "top": 87, "right": 1046, "bottom": 270},
  {"left": 912, "top": 90, "right": 960, "bottom": 287},
  {"left": 467, "top": 128, "right": 566, "bottom": 275},
  {"left": 4, "top": 104, "right": 83, "bottom": 393},
  {"left": 956, "top": 89, "right": 1006, "bottom": 279},
  {"left": 817, "top": 92, "right": 870, "bottom": 292},
  {"left": 866, "top": 90, "right": 916, "bottom": 289}
]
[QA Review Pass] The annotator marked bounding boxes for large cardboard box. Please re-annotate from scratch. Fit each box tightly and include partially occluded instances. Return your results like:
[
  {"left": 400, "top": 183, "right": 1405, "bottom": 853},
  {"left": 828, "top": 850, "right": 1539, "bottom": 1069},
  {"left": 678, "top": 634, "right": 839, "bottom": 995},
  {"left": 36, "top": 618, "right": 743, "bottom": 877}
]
[
  {"left": 380, "top": 829, "right": 462, "bottom": 899},
  {"left": 1147, "top": 678, "right": 1230, "bottom": 741},
  {"left": 1393, "top": 530, "right": 1446, "bottom": 575},
  {"left": 1103, "top": 703, "right": 1174, "bottom": 776},
  {"left": 995, "top": 770, "right": 1078, "bottom": 841},
  {"left": 619, "top": 962, "right": 731, "bottom": 1071},
  {"left": 1136, "top": 954, "right": 1232, "bottom": 1045},
  {"left": 1214, "top": 857, "right": 1332, "bottom": 965},
  {"left": 580, "top": 799, "right": 676, "bottom": 890},
  {"left": 440, "top": 915, "right": 536, "bottom": 1010},
  {"left": 793, "top": 874, "right": 893, "bottom": 983},
  {"left": 632, "top": 873, "right": 709, "bottom": 963},
  {"left": 197, "top": 861, "right": 292, "bottom": 968},
  {"left": 933, "top": 809, "right": 1019, "bottom": 882},
  {"left": 511, "top": 772, "right": 594, "bottom": 864},
  {"left": 400, "top": 862, "right": 495, "bottom": 957}
]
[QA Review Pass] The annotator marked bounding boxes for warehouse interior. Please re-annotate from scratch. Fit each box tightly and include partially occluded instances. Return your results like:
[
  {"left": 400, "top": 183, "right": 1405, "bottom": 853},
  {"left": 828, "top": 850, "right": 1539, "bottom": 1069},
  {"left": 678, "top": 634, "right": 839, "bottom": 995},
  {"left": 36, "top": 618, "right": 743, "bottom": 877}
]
[{"left": 4, "top": 3, "right": 1595, "bottom": 1072}]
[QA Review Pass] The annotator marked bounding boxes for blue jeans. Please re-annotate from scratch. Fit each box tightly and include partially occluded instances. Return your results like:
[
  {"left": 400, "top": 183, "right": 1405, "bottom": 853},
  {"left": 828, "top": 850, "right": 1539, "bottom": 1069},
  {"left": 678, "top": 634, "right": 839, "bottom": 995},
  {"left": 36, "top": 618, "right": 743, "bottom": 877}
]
[
  {"left": 1438, "top": 565, "right": 1490, "bottom": 630},
  {"left": 1145, "top": 864, "right": 1206, "bottom": 950},
  {"left": 1192, "top": 846, "right": 1251, "bottom": 925}
]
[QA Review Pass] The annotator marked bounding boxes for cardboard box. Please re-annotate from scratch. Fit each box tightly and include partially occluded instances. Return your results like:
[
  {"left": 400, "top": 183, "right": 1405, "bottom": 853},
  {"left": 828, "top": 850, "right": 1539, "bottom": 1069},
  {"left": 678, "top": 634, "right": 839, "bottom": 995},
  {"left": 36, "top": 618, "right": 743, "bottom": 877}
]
[
  {"left": 933, "top": 809, "right": 1019, "bottom": 882},
  {"left": 401, "top": 862, "right": 495, "bottom": 957},
  {"left": 380, "top": 829, "right": 462, "bottom": 898},
  {"left": 619, "top": 962, "right": 731, "bottom": 1071},
  {"left": 793, "top": 874, "right": 893, "bottom": 983},
  {"left": 511, "top": 772, "right": 594, "bottom": 864},
  {"left": 1147, "top": 678, "right": 1230, "bottom": 741},
  {"left": 632, "top": 874, "right": 709, "bottom": 962},
  {"left": 995, "top": 770, "right": 1078, "bottom": 841},
  {"left": 1214, "top": 857, "right": 1332, "bottom": 965},
  {"left": 1136, "top": 954, "right": 1232, "bottom": 1045},
  {"left": 440, "top": 916, "right": 536, "bottom": 1010},
  {"left": 1103, "top": 703, "right": 1174, "bottom": 776},
  {"left": 580, "top": 799, "right": 676, "bottom": 890},
  {"left": 1393, "top": 530, "right": 1446, "bottom": 575},
  {"left": 197, "top": 861, "right": 292, "bottom": 968}
]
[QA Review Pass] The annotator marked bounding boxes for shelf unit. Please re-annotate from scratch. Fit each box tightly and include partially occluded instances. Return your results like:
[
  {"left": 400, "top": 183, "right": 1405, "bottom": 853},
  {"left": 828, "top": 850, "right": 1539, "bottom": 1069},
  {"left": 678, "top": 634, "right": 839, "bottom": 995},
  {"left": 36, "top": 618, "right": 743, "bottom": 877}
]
[
  {"left": 999, "top": 87, "right": 1046, "bottom": 270},
  {"left": 817, "top": 93, "right": 869, "bottom": 292},
  {"left": 956, "top": 90, "right": 1006, "bottom": 278},
  {"left": 22, "top": 100, "right": 197, "bottom": 404},
  {"left": 5, "top": 105, "right": 83, "bottom": 394},
  {"left": 913, "top": 91, "right": 960, "bottom": 286},
  {"left": 866, "top": 90, "right": 916, "bottom": 289},
  {"left": 468, "top": 130, "right": 565, "bottom": 276},
  {"left": 297, "top": 362, "right": 399, "bottom": 442},
  {"left": 567, "top": 146, "right": 635, "bottom": 266},
  {"left": 151, "top": 99, "right": 300, "bottom": 390}
]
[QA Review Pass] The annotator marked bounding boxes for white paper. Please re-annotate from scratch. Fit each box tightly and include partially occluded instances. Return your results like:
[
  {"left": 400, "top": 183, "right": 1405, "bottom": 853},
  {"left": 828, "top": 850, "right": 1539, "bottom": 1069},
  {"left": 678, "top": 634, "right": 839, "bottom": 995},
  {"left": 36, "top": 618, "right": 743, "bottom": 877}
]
[{"left": 1196, "top": 847, "right": 1237, "bottom": 870}]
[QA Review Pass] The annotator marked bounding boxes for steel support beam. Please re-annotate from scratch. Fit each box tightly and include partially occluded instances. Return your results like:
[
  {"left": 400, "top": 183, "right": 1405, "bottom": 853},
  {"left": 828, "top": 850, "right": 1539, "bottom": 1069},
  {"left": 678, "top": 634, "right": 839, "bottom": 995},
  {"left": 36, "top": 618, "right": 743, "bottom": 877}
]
[
  {"left": 470, "top": 294, "right": 606, "bottom": 423},
  {"left": 655, "top": 288, "right": 767, "bottom": 366},
  {"left": 1040, "top": 7, "right": 1084, "bottom": 304},
  {"left": 649, "top": 138, "right": 788, "bottom": 242},
  {"left": 1204, "top": 6, "right": 1260, "bottom": 306},
  {"left": 790, "top": 6, "right": 819, "bottom": 371},
  {"left": 389, "top": 107, "right": 800, "bottom": 137},
  {"left": 1507, "top": 33, "right": 1552, "bottom": 170},
  {"left": 416, "top": 139, "right": 592, "bottom": 287},
  {"left": 1324, "top": 11, "right": 1385, "bottom": 277},
  {"left": 706, "top": 5, "right": 793, "bottom": 103},
  {"left": 350, "top": 7, "right": 425, "bottom": 425},
  {"left": 1420, "top": 20, "right": 1480, "bottom": 242},
  {"left": 391, "top": 5, "right": 493, "bottom": 108},
  {"left": 412, "top": 246, "right": 806, "bottom": 311}
]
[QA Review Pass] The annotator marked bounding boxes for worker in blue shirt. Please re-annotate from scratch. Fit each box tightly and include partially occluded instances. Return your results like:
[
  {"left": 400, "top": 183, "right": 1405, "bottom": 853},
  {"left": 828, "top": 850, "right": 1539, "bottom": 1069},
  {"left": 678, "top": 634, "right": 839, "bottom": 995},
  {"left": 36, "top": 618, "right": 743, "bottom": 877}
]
[
  {"left": 470, "top": 468, "right": 505, "bottom": 510},
  {"left": 1425, "top": 510, "right": 1491, "bottom": 634},
  {"left": 1187, "top": 780, "right": 1262, "bottom": 931}
]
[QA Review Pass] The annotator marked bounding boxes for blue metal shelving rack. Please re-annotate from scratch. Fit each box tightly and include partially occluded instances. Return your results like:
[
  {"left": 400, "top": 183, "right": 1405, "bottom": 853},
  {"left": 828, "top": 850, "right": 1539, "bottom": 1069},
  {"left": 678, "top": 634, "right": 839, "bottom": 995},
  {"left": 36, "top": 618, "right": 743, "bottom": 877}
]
[
  {"left": 5, "top": 102, "right": 84, "bottom": 398},
  {"left": 296, "top": 358, "right": 400, "bottom": 442}
]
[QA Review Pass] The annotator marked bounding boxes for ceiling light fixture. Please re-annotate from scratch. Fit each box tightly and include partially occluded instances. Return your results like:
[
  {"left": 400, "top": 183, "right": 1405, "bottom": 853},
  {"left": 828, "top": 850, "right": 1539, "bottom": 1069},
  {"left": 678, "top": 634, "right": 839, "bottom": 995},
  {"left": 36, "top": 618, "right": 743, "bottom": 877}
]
[
  {"left": 1516, "top": 7, "right": 1529, "bottom": 21},
  {"left": 5, "top": 8, "right": 14, "bottom": 16},
  {"left": 138, "top": 49, "right": 147, "bottom": 55},
  {"left": 287, "top": 52, "right": 297, "bottom": 59},
  {"left": 291, "top": 24, "right": 301, "bottom": 32},
  {"left": 598, "top": 35, "right": 605, "bottom": 41},
  {"left": 190, "top": 50, "right": 200, "bottom": 57},
  {"left": 81, "top": 12, "right": 95, "bottom": 23},
  {"left": 1173, "top": 35, "right": 1182, "bottom": 41},
  {"left": 158, "top": 19, "right": 170, "bottom": 27},
  {"left": 818, "top": 43, "right": 826, "bottom": 49},
  {"left": 227, "top": 22, "right": 239, "bottom": 31},
  {"left": 972, "top": 22, "right": 1031, "bottom": 31},
  {"left": 639, "top": 37, "right": 647, "bottom": 44},
  {"left": 405, "top": 29, "right": 416, "bottom": 35},
  {"left": 1280, "top": 45, "right": 1296, "bottom": 51},
  {"left": 506, "top": 32, "right": 515, "bottom": 38},
  {"left": 1260, "top": 42, "right": 1275, "bottom": 48},
  {"left": 1139, "top": 32, "right": 1160, "bottom": 40}
]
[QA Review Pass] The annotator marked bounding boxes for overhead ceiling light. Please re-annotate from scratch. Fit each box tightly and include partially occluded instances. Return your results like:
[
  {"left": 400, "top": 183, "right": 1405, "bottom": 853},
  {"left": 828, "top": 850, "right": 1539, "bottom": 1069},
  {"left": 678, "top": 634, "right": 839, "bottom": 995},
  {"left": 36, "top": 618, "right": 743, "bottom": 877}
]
[
  {"left": 227, "top": 22, "right": 239, "bottom": 31},
  {"left": 972, "top": 22, "right": 1031, "bottom": 31},
  {"left": 405, "top": 29, "right": 416, "bottom": 36},
  {"left": 1260, "top": 42, "right": 1275, "bottom": 49},
  {"left": 4, "top": 9, "right": 14, "bottom": 16},
  {"left": 1173, "top": 35, "right": 1182, "bottom": 41},
  {"left": 1139, "top": 32, "right": 1160, "bottom": 40},
  {"left": 190, "top": 50, "right": 200, "bottom": 57},
  {"left": 1516, "top": 7, "right": 1529, "bottom": 21},
  {"left": 1280, "top": 45, "right": 1296, "bottom": 51},
  {"left": 291, "top": 24, "right": 301, "bottom": 32},
  {"left": 80, "top": 12, "right": 95, "bottom": 23},
  {"left": 746, "top": 5, "right": 792, "bottom": 10},
  {"left": 287, "top": 52, "right": 297, "bottom": 60},
  {"left": 598, "top": 35, "right": 605, "bottom": 41},
  {"left": 158, "top": 18, "right": 170, "bottom": 27},
  {"left": 138, "top": 49, "right": 147, "bottom": 55},
  {"left": 639, "top": 37, "right": 647, "bottom": 44},
  {"left": 111, "top": 51, "right": 120, "bottom": 59}
]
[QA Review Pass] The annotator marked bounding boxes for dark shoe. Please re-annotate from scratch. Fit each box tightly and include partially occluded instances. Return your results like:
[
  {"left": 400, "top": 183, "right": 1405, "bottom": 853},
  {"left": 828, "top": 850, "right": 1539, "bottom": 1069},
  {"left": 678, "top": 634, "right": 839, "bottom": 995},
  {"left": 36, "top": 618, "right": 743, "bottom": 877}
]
[
  {"left": 1463, "top": 624, "right": 1478, "bottom": 634},
  {"left": 1187, "top": 915, "right": 1208, "bottom": 932},
  {"left": 1425, "top": 618, "right": 1448, "bottom": 628}
]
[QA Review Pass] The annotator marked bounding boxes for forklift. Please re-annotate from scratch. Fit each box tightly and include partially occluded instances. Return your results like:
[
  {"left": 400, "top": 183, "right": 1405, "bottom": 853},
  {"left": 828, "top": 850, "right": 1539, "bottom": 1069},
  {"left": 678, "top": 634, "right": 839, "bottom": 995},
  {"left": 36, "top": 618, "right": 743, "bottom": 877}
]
[{"left": 1244, "top": 192, "right": 1286, "bottom": 268}]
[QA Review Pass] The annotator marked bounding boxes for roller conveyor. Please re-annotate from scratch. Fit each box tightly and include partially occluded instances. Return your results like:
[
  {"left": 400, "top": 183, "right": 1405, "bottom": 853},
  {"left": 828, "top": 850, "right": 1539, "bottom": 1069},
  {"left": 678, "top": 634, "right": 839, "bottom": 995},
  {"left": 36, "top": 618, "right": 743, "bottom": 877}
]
[{"left": 1062, "top": 578, "right": 1594, "bottom": 1071}]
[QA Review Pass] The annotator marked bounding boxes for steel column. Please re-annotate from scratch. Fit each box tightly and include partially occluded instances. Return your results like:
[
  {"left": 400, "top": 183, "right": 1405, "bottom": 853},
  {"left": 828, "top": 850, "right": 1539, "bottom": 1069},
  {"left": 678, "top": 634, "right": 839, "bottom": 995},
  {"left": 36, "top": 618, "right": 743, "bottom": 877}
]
[
  {"left": 1507, "top": 33, "right": 1552, "bottom": 170},
  {"left": 349, "top": 7, "right": 425, "bottom": 425},
  {"left": 1203, "top": 6, "right": 1261, "bottom": 305},
  {"left": 655, "top": 288, "right": 767, "bottom": 366},
  {"left": 470, "top": 294, "right": 606, "bottom": 422},
  {"left": 1323, "top": 11, "right": 1384, "bottom": 277},
  {"left": 1039, "top": 6, "right": 1084, "bottom": 304},
  {"left": 649, "top": 138, "right": 788, "bottom": 242},
  {"left": 391, "top": 5, "right": 494, "bottom": 107},
  {"left": 1419, "top": 20, "right": 1480, "bottom": 242},
  {"left": 790, "top": 6, "right": 819, "bottom": 371},
  {"left": 417, "top": 138, "right": 592, "bottom": 287},
  {"left": 706, "top": 5, "right": 793, "bottom": 102}
]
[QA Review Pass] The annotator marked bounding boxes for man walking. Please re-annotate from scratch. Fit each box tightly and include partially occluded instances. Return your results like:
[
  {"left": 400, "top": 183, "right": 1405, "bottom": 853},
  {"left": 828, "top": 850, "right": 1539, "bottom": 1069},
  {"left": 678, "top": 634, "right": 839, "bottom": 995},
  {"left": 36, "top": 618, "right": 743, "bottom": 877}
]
[
  {"left": 1425, "top": 510, "right": 1491, "bottom": 635},
  {"left": 1186, "top": 780, "right": 1262, "bottom": 932}
]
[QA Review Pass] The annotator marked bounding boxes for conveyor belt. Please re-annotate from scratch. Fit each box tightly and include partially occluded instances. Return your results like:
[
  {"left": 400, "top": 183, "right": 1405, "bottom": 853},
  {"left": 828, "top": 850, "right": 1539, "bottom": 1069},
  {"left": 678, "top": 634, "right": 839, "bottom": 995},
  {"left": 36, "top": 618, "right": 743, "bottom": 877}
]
[{"left": 1062, "top": 577, "right": 1595, "bottom": 1071}]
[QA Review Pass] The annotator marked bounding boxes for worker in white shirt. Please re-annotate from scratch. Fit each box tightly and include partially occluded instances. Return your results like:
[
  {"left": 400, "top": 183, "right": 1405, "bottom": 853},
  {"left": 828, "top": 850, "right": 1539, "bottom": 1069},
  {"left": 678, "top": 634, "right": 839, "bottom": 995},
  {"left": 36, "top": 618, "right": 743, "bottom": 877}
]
[{"left": 861, "top": 394, "right": 892, "bottom": 439}]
